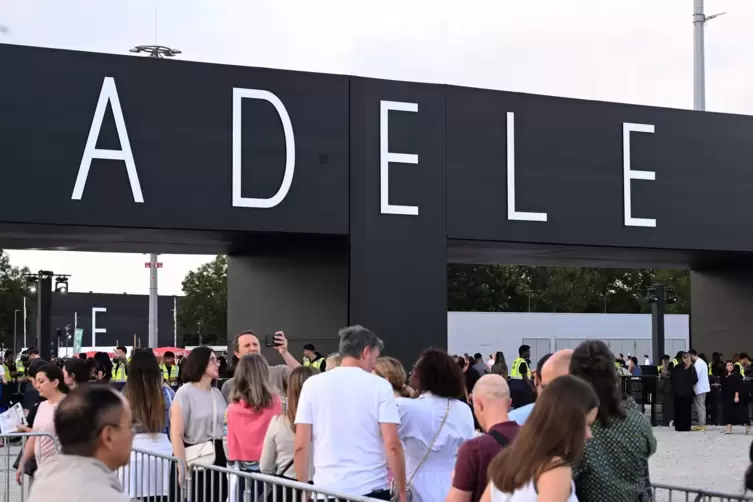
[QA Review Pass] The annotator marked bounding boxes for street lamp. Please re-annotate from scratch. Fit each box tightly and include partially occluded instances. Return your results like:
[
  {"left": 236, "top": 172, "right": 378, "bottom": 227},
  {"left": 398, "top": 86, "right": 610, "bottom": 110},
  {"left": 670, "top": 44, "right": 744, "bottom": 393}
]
[
  {"left": 54, "top": 276, "right": 69, "bottom": 294},
  {"left": 647, "top": 284, "right": 677, "bottom": 363},
  {"left": 693, "top": 0, "right": 727, "bottom": 111},
  {"left": 22, "top": 271, "right": 71, "bottom": 359}
]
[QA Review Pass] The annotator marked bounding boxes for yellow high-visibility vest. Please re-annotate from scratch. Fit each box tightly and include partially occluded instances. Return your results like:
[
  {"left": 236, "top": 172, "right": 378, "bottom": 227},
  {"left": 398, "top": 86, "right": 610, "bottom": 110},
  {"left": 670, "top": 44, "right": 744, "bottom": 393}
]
[
  {"left": 510, "top": 358, "right": 527, "bottom": 379},
  {"left": 161, "top": 364, "right": 179, "bottom": 385},
  {"left": 735, "top": 362, "right": 745, "bottom": 376},
  {"left": 304, "top": 358, "right": 324, "bottom": 370},
  {"left": 112, "top": 362, "right": 128, "bottom": 382}
]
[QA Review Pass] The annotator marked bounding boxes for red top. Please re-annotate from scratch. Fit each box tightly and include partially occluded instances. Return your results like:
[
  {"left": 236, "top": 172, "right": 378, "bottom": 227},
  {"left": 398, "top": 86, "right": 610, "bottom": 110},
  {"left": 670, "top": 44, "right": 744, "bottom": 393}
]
[
  {"left": 452, "top": 421, "right": 520, "bottom": 502},
  {"left": 227, "top": 395, "right": 283, "bottom": 462}
]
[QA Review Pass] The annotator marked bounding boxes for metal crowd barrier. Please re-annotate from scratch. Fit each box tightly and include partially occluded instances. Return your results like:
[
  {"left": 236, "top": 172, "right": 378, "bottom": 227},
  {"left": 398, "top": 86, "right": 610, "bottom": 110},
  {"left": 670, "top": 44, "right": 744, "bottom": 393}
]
[
  {"left": 650, "top": 483, "right": 752, "bottom": 501},
  {"left": 126, "top": 448, "right": 383, "bottom": 502},
  {"left": 117, "top": 448, "right": 180, "bottom": 501},
  {"left": 0, "top": 432, "right": 59, "bottom": 502},
  {"left": 619, "top": 375, "right": 753, "bottom": 427}
]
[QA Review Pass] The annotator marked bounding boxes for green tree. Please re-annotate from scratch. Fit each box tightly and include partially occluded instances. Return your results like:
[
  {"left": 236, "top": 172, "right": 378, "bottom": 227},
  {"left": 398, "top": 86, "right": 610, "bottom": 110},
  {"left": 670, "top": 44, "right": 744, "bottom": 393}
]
[
  {"left": 0, "top": 250, "right": 31, "bottom": 349},
  {"left": 178, "top": 255, "right": 227, "bottom": 343},
  {"left": 653, "top": 269, "right": 690, "bottom": 314},
  {"left": 448, "top": 264, "right": 690, "bottom": 314},
  {"left": 448, "top": 264, "right": 527, "bottom": 312}
]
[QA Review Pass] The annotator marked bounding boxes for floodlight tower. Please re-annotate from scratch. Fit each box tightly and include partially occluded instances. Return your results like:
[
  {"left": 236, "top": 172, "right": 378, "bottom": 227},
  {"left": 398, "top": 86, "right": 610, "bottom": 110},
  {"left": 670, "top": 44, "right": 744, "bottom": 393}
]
[{"left": 693, "top": 0, "right": 726, "bottom": 111}]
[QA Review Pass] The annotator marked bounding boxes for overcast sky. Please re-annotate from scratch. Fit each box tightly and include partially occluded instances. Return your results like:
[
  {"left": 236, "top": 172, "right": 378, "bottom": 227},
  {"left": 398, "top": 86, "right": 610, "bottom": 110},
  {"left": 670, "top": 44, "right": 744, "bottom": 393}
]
[{"left": 2, "top": 0, "right": 752, "bottom": 295}]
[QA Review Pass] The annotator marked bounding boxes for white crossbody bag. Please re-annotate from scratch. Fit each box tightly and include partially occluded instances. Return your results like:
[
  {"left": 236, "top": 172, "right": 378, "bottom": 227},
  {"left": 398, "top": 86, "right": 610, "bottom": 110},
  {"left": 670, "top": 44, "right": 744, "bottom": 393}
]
[{"left": 184, "top": 389, "right": 218, "bottom": 466}]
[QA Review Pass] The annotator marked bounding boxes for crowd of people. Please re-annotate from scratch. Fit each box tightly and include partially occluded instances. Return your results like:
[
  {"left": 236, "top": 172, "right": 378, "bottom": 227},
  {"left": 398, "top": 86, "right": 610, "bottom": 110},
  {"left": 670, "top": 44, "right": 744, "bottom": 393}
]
[{"left": 0, "top": 325, "right": 675, "bottom": 502}]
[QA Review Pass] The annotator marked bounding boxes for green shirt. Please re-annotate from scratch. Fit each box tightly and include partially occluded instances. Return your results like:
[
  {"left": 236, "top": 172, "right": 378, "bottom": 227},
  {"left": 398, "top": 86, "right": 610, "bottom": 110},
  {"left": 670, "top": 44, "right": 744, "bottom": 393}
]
[{"left": 573, "top": 398, "right": 656, "bottom": 502}]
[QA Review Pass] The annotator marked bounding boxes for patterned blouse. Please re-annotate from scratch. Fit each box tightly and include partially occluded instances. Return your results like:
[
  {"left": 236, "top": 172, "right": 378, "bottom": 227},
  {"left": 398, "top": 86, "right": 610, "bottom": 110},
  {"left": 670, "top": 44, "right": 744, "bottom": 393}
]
[{"left": 573, "top": 397, "right": 656, "bottom": 502}]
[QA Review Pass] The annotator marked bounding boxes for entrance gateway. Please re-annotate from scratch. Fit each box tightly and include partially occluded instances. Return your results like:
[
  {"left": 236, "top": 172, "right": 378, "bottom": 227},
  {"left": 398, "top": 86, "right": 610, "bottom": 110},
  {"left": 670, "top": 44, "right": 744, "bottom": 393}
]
[{"left": 1, "top": 43, "right": 752, "bottom": 362}]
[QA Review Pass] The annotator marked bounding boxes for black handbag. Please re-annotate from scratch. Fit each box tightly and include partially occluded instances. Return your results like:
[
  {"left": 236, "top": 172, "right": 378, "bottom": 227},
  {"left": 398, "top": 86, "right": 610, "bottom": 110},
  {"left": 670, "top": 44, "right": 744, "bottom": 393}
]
[
  {"left": 265, "top": 459, "right": 296, "bottom": 502},
  {"left": 13, "top": 451, "right": 37, "bottom": 477}
]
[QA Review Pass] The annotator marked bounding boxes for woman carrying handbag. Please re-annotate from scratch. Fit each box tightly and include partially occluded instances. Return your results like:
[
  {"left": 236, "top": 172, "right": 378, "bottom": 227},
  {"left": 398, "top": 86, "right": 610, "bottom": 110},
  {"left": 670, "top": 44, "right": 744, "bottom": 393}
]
[
  {"left": 169, "top": 347, "right": 228, "bottom": 502},
  {"left": 394, "top": 349, "right": 475, "bottom": 502}
]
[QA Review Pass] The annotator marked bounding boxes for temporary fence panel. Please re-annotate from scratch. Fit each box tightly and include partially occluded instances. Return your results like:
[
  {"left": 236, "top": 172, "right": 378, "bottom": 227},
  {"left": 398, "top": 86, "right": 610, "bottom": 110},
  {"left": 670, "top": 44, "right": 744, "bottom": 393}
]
[
  {"left": 118, "top": 446, "right": 182, "bottom": 501},
  {"left": 128, "top": 448, "right": 385, "bottom": 502},
  {"left": 186, "top": 464, "right": 384, "bottom": 502},
  {"left": 651, "top": 483, "right": 752, "bottom": 502},
  {"left": 0, "top": 432, "right": 59, "bottom": 502}
]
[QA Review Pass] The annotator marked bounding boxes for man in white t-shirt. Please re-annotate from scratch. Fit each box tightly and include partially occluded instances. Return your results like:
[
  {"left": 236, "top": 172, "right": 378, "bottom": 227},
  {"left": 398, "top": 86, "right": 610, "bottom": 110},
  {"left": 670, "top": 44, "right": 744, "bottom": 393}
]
[
  {"left": 294, "top": 325, "right": 406, "bottom": 501},
  {"left": 690, "top": 350, "right": 711, "bottom": 431}
]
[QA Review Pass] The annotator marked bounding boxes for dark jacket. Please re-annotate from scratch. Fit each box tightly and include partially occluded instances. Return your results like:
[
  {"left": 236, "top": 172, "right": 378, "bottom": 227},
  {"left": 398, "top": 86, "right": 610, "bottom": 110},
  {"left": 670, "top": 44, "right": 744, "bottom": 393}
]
[{"left": 671, "top": 363, "right": 698, "bottom": 397}]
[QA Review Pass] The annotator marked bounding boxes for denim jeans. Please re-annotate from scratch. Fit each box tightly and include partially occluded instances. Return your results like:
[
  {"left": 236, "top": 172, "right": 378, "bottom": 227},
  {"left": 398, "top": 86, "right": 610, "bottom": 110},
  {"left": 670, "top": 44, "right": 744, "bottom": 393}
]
[{"left": 230, "top": 461, "right": 260, "bottom": 501}]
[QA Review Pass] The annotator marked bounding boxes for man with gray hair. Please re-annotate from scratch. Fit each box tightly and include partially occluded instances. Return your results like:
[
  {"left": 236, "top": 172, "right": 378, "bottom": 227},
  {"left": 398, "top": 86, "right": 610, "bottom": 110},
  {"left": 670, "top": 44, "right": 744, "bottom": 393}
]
[
  {"left": 28, "top": 385, "right": 134, "bottom": 502},
  {"left": 294, "top": 325, "right": 407, "bottom": 501}
]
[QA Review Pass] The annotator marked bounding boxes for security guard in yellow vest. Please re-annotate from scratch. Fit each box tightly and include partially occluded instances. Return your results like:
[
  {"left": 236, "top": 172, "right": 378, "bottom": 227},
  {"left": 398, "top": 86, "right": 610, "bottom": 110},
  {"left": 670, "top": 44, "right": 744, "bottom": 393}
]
[
  {"left": 303, "top": 344, "right": 327, "bottom": 372},
  {"left": 667, "top": 350, "right": 684, "bottom": 371},
  {"left": 509, "top": 345, "right": 532, "bottom": 380},
  {"left": 112, "top": 346, "right": 129, "bottom": 382},
  {"left": 657, "top": 355, "right": 670, "bottom": 376},
  {"left": 738, "top": 353, "right": 751, "bottom": 377},
  {"left": 160, "top": 351, "right": 179, "bottom": 387},
  {"left": 735, "top": 361, "right": 745, "bottom": 376}
]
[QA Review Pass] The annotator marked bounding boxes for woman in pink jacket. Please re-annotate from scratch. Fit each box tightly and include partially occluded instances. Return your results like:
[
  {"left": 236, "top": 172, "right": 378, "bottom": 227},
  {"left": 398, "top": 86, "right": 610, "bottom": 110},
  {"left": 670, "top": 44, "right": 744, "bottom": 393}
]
[{"left": 227, "top": 354, "right": 283, "bottom": 499}]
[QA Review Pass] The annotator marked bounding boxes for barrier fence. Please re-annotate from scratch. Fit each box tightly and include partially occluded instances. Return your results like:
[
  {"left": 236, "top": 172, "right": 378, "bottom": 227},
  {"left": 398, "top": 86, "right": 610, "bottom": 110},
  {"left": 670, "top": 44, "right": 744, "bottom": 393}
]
[
  {"left": 1, "top": 441, "right": 751, "bottom": 502},
  {"left": 0, "top": 432, "right": 59, "bottom": 502},
  {"left": 119, "top": 448, "right": 384, "bottom": 502},
  {"left": 618, "top": 375, "right": 753, "bottom": 427},
  {"left": 651, "top": 483, "right": 752, "bottom": 502}
]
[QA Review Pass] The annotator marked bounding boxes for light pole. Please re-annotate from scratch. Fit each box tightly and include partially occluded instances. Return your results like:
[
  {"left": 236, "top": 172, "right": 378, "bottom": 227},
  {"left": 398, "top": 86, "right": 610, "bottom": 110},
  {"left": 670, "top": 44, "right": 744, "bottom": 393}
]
[
  {"left": 693, "top": 0, "right": 726, "bottom": 111},
  {"left": 23, "top": 271, "right": 71, "bottom": 359},
  {"left": 648, "top": 284, "right": 677, "bottom": 362},
  {"left": 130, "top": 43, "right": 180, "bottom": 350},
  {"left": 13, "top": 309, "right": 21, "bottom": 353}
]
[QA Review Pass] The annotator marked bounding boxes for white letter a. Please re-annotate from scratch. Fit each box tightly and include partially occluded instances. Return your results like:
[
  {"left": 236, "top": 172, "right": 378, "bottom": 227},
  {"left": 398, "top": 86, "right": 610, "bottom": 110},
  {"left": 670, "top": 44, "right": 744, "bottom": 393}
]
[{"left": 72, "top": 76, "right": 144, "bottom": 203}]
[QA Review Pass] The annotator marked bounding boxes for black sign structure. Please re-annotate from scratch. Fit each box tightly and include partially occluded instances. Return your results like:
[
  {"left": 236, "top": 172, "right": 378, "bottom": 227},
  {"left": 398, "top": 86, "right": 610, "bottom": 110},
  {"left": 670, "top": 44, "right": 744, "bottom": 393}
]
[
  {"left": 2, "top": 44, "right": 752, "bottom": 362},
  {"left": 25, "top": 293, "right": 181, "bottom": 352}
]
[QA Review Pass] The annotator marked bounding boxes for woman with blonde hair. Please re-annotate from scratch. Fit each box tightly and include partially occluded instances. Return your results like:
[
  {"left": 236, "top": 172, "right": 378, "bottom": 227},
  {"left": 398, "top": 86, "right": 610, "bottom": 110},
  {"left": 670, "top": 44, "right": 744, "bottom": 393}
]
[
  {"left": 374, "top": 356, "right": 413, "bottom": 398},
  {"left": 227, "top": 354, "right": 283, "bottom": 482},
  {"left": 325, "top": 352, "right": 342, "bottom": 371},
  {"left": 260, "top": 366, "right": 319, "bottom": 479}
]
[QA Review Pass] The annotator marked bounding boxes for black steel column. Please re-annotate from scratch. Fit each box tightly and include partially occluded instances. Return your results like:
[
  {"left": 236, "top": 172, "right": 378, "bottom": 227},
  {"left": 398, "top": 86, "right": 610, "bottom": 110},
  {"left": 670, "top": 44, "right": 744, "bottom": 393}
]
[
  {"left": 651, "top": 284, "right": 666, "bottom": 361},
  {"left": 38, "top": 274, "right": 52, "bottom": 360}
]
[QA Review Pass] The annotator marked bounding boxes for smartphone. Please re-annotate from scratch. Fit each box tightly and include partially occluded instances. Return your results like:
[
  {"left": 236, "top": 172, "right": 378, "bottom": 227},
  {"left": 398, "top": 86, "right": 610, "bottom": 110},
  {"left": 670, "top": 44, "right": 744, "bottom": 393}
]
[{"left": 264, "top": 334, "right": 275, "bottom": 348}]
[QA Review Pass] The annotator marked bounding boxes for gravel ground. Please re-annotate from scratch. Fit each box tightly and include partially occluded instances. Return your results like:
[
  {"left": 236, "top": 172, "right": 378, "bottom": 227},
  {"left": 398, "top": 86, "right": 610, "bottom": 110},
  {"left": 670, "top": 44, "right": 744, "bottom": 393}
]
[{"left": 650, "top": 425, "right": 752, "bottom": 500}]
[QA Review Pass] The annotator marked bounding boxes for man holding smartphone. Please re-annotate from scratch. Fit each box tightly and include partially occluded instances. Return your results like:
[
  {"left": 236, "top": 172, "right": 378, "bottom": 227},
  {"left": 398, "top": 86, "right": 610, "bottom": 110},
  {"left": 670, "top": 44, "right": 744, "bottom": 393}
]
[{"left": 221, "top": 330, "right": 301, "bottom": 403}]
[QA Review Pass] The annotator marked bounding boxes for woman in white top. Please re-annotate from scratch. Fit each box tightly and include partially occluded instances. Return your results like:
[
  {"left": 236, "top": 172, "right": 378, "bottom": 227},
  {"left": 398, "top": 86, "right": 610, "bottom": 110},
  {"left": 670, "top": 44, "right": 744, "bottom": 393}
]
[
  {"left": 170, "top": 346, "right": 228, "bottom": 502},
  {"left": 397, "top": 349, "right": 474, "bottom": 502},
  {"left": 260, "top": 366, "right": 319, "bottom": 482},
  {"left": 481, "top": 375, "right": 599, "bottom": 502},
  {"left": 120, "top": 349, "right": 175, "bottom": 500}
]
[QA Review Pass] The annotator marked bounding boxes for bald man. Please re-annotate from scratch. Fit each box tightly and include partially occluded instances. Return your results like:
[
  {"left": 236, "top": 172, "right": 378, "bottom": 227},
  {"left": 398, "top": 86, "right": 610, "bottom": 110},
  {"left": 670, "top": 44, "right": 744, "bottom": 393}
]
[
  {"left": 508, "top": 349, "right": 573, "bottom": 425},
  {"left": 448, "top": 375, "right": 519, "bottom": 502}
]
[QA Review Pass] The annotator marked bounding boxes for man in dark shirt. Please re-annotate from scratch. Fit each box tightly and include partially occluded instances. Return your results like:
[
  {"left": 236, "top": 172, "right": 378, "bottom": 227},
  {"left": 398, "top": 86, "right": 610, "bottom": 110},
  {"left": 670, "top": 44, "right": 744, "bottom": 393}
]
[
  {"left": 471, "top": 353, "right": 488, "bottom": 377},
  {"left": 460, "top": 357, "right": 481, "bottom": 396},
  {"left": 448, "top": 374, "right": 520, "bottom": 502}
]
